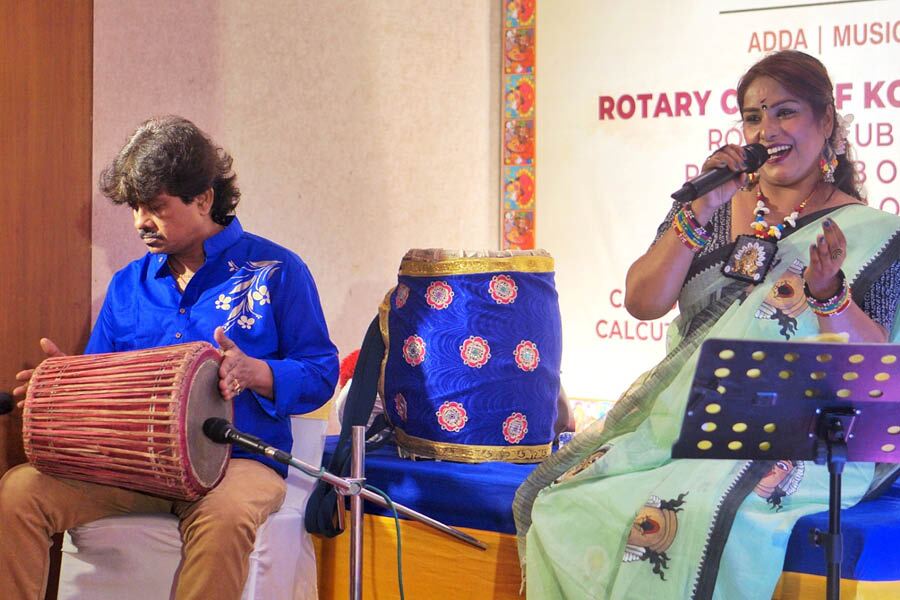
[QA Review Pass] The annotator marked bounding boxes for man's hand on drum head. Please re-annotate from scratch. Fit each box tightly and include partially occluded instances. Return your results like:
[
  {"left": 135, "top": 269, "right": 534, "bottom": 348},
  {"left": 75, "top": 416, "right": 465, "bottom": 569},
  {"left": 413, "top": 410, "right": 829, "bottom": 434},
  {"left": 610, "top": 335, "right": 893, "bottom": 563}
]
[
  {"left": 14, "top": 338, "right": 65, "bottom": 409},
  {"left": 214, "top": 326, "right": 274, "bottom": 402}
]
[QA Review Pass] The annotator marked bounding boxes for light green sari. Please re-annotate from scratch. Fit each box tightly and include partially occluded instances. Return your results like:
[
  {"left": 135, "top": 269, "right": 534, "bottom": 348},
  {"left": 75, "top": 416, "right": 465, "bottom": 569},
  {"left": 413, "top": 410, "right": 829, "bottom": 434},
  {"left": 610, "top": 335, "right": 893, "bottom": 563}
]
[{"left": 515, "top": 205, "right": 900, "bottom": 600}]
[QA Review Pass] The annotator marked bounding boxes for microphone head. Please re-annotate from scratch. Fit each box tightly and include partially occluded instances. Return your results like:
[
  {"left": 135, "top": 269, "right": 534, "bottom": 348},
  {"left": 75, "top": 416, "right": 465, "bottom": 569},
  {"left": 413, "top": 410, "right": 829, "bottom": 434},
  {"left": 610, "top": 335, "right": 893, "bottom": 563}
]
[
  {"left": 203, "top": 417, "right": 233, "bottom": 443},
  {"left": 744, "top": 143, "right": 769, "bottom": 172}
]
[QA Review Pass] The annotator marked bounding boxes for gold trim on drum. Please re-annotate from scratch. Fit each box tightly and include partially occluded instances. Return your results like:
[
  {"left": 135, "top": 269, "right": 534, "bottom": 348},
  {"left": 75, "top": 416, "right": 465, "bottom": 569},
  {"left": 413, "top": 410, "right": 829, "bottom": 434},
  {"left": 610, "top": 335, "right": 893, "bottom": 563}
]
[
  {"left": 398, "top": 255, "right": 554, "bottom": 277},
  {"left": 377, "top": 289, "right": 393, "bottom": 405},
  {"left": 394, "top": 428, "right": 551, "bottom": 463}
]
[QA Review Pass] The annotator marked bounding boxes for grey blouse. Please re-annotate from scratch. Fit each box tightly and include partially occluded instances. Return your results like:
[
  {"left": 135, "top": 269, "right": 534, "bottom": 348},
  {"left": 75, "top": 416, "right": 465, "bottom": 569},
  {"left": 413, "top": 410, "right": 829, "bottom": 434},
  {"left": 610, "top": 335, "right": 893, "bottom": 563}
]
[{"left": 653, "top": 200, "right": 900, "bottom": 333}]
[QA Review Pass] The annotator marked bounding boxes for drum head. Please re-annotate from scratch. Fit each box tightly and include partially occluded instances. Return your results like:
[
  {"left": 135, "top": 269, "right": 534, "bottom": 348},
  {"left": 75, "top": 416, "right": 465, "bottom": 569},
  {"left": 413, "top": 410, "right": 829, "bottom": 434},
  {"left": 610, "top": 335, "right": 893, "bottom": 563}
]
[{"left": 184, "top": 358, "right": 231, "bottom": 492}]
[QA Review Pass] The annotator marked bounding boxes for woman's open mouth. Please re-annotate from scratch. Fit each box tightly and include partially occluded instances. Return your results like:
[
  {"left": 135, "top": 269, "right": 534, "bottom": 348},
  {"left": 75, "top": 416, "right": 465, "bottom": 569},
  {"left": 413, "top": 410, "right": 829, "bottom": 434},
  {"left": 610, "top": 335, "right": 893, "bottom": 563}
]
[{"left": 766, "top": 144, "right": 792, "bottom": 163}]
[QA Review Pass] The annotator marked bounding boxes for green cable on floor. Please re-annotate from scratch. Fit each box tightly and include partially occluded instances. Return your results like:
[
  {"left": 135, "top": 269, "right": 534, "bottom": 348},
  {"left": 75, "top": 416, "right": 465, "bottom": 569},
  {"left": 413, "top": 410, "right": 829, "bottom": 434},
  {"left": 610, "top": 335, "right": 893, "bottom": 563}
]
[{"left": 364, "top": 484, "right": 405, "bottom": 600}]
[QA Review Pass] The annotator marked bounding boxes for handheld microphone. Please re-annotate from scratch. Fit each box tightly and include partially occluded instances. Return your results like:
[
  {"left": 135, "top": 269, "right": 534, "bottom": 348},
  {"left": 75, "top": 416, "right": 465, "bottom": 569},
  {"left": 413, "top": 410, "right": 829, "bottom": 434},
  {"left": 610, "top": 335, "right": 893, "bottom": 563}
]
[
  {"left": 671, "top": 143, "right": 769, "bottom": 203},
  {"left": 0, "top": 393, "right": 13, "bottom": 416},
  {"left": 203, "top": 417, "right": 292, "bottom": 464}
]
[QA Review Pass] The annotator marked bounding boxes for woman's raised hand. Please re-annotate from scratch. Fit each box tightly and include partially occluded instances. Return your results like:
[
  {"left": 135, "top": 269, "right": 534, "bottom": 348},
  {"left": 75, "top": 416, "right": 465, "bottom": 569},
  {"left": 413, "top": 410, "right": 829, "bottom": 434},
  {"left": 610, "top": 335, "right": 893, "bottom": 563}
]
[
  {"left": 695, "top": 144, "right": 753, "bottom": 213},
  {"left": 805, "top": 218, "right": 847, "bottom": 299}
]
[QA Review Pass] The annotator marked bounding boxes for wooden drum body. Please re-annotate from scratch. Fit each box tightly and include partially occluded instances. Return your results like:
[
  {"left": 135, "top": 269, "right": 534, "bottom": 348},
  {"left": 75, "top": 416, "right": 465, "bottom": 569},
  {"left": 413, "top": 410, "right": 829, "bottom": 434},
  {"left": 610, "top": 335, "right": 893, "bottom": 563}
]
[{"left": 23, "top": 342, "right": 231, "bottom": 501}]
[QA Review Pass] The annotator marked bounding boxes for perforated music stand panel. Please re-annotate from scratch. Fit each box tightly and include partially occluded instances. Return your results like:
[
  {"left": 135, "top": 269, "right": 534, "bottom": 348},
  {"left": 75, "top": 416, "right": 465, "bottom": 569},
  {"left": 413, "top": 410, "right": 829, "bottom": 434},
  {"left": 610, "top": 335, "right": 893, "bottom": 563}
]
[{"left": 672, "top": 339, "right": 900, "bottom": 463}]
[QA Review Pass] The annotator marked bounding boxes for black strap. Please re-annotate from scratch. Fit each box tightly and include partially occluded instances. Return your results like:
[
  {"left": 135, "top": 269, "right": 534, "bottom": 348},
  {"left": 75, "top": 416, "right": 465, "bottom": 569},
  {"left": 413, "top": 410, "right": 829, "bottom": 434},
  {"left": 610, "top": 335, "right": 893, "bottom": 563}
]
[{"left": 305, "top": 316, "right": 388, "bottom": 536}]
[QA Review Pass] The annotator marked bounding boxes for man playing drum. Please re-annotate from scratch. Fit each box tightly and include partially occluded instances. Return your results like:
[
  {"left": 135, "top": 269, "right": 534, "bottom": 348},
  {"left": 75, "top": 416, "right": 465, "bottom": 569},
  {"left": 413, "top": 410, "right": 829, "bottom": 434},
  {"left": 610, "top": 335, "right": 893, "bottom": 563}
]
[{"left": 0, "top": 116, "right": 339, "bottom": 599}]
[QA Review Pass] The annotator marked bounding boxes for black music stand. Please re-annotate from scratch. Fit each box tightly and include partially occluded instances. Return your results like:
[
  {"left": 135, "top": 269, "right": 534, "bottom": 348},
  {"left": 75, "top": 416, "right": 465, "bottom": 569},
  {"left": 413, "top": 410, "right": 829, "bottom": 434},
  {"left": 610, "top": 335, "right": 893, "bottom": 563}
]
[{"left": 673, "top": 338, "right": 900, "bottom": 600}]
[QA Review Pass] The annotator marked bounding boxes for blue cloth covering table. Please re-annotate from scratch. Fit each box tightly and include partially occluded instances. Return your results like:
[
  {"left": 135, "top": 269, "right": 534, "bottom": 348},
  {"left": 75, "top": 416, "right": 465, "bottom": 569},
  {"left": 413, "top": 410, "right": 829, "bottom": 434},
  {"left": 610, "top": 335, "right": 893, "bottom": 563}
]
[{"left": 312, "top": 437, "right": 900, "bottom": 599}]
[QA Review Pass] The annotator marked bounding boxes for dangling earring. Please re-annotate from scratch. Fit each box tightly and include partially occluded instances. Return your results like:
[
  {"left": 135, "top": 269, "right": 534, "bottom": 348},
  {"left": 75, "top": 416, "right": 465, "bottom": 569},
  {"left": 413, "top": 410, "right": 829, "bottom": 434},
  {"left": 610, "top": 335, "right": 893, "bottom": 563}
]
[
  {"left": 740, "top": 171, "right": 759, "bottom": 192},
  {"left": 820, "top": 141, "right": 838, "bottom": 183}
]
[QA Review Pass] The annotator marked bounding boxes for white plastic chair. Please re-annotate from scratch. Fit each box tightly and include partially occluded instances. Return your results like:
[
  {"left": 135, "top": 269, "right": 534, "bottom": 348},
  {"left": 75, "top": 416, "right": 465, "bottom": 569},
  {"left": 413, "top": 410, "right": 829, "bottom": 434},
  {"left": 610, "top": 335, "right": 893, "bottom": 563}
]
[{"left": 57, "top": 416, "right": 327, "bottom": 600}]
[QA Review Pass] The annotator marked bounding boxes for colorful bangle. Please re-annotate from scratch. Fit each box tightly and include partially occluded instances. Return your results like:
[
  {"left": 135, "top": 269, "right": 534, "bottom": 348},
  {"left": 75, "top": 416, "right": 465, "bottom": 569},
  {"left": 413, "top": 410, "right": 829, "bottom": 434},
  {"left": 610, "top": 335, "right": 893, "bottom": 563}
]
[
  {"left": 681, "top": 205, "right": 710, "bottom": 240},
  {"left": 673, "top": 205, "right": 710, "bottom": 253},
  {"left": 673, "top": 217, "right": 703, "bottom": 253},
  {"left": 676, "top": 213, "right": 704, "bottom": 245},
  {"left": 805, "top": 271, "right": 852, "bottom": 317}
]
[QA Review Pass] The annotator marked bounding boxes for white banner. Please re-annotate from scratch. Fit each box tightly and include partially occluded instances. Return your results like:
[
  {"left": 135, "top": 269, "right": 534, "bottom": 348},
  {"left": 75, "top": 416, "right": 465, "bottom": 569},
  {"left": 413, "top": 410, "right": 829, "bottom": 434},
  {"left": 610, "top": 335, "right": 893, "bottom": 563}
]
[{"left": 538, "top": 0, "right": 900, "bottom": 401}]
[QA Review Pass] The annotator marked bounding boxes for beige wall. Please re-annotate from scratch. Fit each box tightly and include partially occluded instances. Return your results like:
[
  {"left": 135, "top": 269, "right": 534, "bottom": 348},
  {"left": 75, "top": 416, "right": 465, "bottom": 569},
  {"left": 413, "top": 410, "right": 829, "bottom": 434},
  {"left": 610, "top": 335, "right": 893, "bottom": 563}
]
[{"left": 93, "top": 1, "right": 501, "bottom": 358}]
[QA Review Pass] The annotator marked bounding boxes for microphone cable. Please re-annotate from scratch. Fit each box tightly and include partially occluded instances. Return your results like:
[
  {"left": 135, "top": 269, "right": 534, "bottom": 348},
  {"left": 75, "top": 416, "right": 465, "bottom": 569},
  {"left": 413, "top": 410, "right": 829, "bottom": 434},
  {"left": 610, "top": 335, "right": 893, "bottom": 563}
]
[
  {"left": 363, "top": 483, "right": 405, "bottom": 600},
  {"left": 294, "top": 457, "right": 406, "bottom": 600},
  {"left": 203, "top": 417, "right": 407, "bottom": 598}
]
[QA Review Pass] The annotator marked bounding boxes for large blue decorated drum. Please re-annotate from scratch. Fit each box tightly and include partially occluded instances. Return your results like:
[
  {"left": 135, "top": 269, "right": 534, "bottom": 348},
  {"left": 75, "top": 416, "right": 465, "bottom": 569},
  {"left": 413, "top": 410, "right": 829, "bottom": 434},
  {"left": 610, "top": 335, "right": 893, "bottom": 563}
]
[{"left": 378, "top": 249, "right": 561, "bottom": 463}]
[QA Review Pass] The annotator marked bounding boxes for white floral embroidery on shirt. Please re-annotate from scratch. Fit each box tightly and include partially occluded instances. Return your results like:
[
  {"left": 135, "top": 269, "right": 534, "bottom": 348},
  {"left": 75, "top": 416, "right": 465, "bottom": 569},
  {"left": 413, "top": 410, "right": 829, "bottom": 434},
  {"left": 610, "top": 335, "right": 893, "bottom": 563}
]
[
  {"left": 252, "top": 285, "right": 271, "bottom": 305},
  {"left": 220, "top": 260, "right": 282, "bottom": 332},
  {"left": 215, "top": 294, "right": 233, "bottom": 310}
]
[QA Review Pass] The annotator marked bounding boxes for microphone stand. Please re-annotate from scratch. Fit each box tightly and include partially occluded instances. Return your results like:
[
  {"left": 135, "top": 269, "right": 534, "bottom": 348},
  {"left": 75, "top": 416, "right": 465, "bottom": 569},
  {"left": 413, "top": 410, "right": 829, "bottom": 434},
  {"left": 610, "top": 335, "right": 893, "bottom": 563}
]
[
  {"left": 349, "top": 426, "right": 364, "bottom": 600},
  {"left": 233, "top": 424, "right": 487, "bottom": 600}
]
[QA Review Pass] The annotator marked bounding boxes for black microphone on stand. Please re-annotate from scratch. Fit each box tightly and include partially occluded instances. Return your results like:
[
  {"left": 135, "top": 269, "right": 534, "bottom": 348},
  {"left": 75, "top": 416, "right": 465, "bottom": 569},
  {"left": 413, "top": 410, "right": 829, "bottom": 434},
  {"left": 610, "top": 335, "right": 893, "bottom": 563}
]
[
  {"left": 202, "top": 417, "right": 293, "bottom": 464},
  {"left": 203, "top": 417, "right": 364, "bottom": 497},
  {"left": 671, "top": 143, "right": 769, "bottom": 203},
  {"left": 204, "top": 418, "right": 488, "bottom": 551},
  {"left": 0, "top": 393, "right": 14, "bottom": 416}
]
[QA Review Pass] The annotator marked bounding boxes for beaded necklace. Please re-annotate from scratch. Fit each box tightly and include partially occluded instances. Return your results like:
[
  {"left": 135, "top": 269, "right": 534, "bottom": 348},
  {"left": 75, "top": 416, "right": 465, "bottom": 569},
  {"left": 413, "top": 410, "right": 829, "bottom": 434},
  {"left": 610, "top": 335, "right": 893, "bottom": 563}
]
[
  {"left": 750, "top": 181, "right": 819, "bottom": 240},
  {"left": 723, "top": 181, "right": 821, "bottom": 284}
]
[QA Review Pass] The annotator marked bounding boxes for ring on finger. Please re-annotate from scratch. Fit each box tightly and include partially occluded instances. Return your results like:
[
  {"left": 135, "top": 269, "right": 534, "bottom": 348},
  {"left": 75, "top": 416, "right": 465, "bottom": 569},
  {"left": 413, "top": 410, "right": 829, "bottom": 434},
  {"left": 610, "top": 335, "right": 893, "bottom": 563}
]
[
  {"left": 830, "top": 248, "right": 844, "bottom": 260},
  {"left": 232, "top": 379, "right": 242, "bottom": 392}
]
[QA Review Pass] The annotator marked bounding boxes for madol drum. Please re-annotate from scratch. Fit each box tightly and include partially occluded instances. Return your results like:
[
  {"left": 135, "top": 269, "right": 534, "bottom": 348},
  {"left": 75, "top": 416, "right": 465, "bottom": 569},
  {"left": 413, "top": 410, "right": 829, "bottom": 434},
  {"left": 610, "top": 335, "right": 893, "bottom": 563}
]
[{"left": 23, "top": 342, "right": 231, "bottom": 501}]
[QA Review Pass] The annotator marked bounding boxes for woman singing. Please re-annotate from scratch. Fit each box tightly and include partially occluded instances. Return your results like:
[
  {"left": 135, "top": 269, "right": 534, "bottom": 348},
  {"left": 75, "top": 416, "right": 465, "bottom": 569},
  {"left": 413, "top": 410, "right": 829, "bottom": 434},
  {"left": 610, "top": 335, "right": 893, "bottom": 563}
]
[{"left": 515, "top": 50, "right": 900, "bottom": 599}]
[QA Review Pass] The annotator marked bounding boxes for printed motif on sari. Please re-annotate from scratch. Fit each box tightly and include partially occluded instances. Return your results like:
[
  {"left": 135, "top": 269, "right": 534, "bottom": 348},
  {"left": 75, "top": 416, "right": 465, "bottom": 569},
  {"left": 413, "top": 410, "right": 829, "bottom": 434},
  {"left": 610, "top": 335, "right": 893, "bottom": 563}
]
[
  {"left": 754, "top": 259, "right": 808, "bottom": 339},
  {"left": 754, "top": 460, "right": 806, "bottom": 511},
  {"left": 623, "top": 493, "right": 689, "bottom": 581}
]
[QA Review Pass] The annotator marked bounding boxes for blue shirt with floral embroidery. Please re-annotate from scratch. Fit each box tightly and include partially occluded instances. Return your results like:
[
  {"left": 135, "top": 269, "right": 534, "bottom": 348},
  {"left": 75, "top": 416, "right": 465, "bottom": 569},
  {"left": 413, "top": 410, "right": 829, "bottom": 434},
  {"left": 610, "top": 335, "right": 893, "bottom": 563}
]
[{"left": 86, "top": 217, "right": 339, "bottom": 476}]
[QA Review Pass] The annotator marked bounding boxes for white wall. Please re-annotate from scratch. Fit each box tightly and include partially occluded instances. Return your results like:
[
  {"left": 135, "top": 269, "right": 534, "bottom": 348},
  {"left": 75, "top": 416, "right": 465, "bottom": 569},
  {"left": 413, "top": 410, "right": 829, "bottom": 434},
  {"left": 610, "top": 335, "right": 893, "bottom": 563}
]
[{"left": 92, "top": 0, "right": 501, "bottom": 359}]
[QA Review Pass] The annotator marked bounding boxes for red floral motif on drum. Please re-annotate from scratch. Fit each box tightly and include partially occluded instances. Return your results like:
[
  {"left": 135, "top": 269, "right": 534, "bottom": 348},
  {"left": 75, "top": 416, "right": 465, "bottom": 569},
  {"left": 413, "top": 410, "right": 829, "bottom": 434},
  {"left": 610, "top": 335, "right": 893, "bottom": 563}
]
[
  {"left": 394, "top": 393, "right": 408, "bottom": 422},
  {"left": 402, "top": 335, "right": 426, "bottom": 367},
  {"left": 436, "top": 401, "right": 468, "bottom": 432},
  {"left": 460, "top": 336, "right": 491, "bottom": 368},
  {"left": 514, "top": 340, "right": 540, "bottom": 371},
  {"left": 503, "top": 412, "right": 528, "bottom": 444},
  {"left": 395, "top": 284, "right": 410, "bottom": 309},
  {"left": 425, "top": 281, "right": 454, "bottom": 310},
  {"left": 489, "top": 274, "right": 519, "bottom": 304}
]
